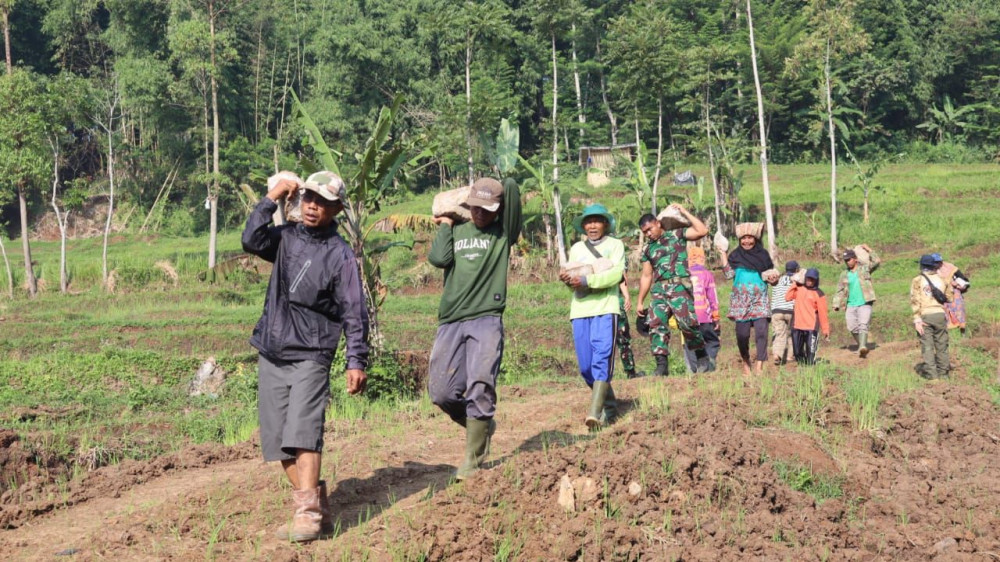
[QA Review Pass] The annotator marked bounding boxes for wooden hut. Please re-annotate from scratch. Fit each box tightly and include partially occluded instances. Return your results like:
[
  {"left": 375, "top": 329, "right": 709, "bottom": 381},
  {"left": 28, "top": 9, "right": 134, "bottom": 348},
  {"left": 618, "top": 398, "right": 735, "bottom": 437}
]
[{"left": 578, "top": 144, "right": 637, "bottom": 187}]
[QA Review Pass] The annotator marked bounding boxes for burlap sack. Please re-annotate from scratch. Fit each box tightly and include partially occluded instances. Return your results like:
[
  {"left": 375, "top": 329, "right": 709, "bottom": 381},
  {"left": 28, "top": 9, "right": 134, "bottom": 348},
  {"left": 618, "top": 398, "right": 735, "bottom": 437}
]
[
  {"left": 268, "top": 172, "right": 304, "bottom": 222},
  {"left": 713, "top": 231, "right": 729, "bottom": 253},
  {"left": 853, "top": 245, "right": 871, "bottom": 267},
  {"left": 432, "top": 186, "right": 472, "bottom": 221},
  {"left": 735, "top": 222, "right": 764, "bottom": 240},
  {"left": 762, "top": 269, "right": 781, "bottom": 284},
  {"left": 791, "top": 270, "right": 807, "bottom": 285},
  {"left": 657, "top": 206, "right": 691, "bottom": 231},
  {"left": 561, "top": 257, "right": 614, "bottom": 299}
]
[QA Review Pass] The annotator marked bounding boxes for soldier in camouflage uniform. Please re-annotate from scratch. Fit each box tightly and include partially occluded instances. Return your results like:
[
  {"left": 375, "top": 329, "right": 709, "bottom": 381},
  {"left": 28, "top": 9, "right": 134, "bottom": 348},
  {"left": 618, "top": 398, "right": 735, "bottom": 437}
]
[
  {"left": 636, "top": 205, "right": 713, "bottom": 375},
  {"left": 617, "top": 273, "right": 642, "bottom": 378}
]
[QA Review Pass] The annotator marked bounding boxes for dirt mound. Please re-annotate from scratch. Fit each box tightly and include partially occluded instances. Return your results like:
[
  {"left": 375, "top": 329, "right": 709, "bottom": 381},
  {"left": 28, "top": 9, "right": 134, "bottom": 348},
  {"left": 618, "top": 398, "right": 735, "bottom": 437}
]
[
  {"left": 844, "top": 384, "right": 1000, "bottom": 557},
  {"left": 380, "top": 408, "right": 847, "bottom": 560},
  {"left": 376, "top": 384, "right": 1000, "bottom": 560},
  {"left": 0, "top": 439, "right": 257, "bottom": 530}
]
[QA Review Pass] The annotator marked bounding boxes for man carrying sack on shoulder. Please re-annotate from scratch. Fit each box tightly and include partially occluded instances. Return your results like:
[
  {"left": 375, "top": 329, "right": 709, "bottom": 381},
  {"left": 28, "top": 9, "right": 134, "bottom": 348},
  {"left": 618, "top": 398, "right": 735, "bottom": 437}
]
[
  {"left": 635, "top": 204, "right": 713, "bottom": 375},
  {"left": 427, "top": 177, "right": 522, "bottom": 481},
  {"left": 242, "top": 171, "right": 369, "bottom": 543},
  {"left": 833, "top": 245, "right": 880, "bottom": 358}
]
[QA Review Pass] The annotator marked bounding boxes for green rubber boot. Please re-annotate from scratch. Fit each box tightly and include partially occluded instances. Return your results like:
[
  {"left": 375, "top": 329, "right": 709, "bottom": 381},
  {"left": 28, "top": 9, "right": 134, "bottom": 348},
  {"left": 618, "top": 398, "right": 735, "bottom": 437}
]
[
  {"left": 456, "top": 418, "right": 495, "bottom": 481},
  {"left": 858, "top": 332, "right": 869, "bottom": 358},
  {"left": 600, "top": 385, "right": 618, "bottom": 426},
  {"left": 585, "top": 381, "right": 610, "bottom": 430}
]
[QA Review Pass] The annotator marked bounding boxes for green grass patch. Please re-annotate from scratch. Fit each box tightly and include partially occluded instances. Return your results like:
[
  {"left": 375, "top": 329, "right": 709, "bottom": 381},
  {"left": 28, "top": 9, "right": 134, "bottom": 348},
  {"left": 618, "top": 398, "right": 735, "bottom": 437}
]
[{"left": 772, "top": 459, "right": 845, "bottom": 503}]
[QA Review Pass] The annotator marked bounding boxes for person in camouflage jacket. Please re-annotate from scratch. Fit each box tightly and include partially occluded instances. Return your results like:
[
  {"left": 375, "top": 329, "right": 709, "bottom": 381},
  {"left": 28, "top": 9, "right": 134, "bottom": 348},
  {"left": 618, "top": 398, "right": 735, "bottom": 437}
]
[{"left": 635, "top": 204, "right": 714, "bottom": 375}]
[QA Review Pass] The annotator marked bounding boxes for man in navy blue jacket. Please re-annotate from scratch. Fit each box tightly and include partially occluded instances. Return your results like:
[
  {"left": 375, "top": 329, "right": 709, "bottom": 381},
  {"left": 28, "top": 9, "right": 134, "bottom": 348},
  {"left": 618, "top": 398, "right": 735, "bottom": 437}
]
[{"left": 242, "top": 171, "right": 369, "bottom": 542}]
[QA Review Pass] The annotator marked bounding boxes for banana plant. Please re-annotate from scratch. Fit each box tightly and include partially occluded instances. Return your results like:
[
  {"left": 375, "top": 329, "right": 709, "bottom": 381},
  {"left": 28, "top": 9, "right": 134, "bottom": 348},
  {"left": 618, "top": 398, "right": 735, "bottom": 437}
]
[
  {"left": 517, "top": 154, "right": 557, "bottom": 264},
  {"left": 291, "top": 91, "right": 431, "bottom": 352}
]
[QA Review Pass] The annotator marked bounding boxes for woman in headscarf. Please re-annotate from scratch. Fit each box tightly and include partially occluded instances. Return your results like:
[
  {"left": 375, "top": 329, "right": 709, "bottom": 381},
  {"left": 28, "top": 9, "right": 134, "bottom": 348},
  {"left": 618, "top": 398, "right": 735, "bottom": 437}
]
[
  {"left": 717, "top": 223, "right": 775, "bottom": 375},
  {"left": 681, "top": 246, "right": 721, "bottom": 372}
]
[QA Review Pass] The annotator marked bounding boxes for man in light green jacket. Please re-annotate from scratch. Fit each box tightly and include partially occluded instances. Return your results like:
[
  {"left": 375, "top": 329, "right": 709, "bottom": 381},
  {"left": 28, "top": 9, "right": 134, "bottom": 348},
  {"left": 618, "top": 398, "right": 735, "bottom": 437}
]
[{"left": 558, "top": 204, "right": 625, "bottom": 430}]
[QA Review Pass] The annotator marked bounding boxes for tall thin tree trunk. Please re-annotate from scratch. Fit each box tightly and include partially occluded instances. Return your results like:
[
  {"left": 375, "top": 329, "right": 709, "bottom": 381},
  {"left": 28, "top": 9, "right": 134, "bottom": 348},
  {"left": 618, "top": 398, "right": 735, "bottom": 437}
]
[
  {"left": 653, "top": 98, "right": 663, "bottom": 214},
  {"left": 706, "top": 86, "right": 722, "bottom": 235},
  {"left": 253, "top": 16, "right": 264, "bottom": 144},
  {"left": 18, "top": 185, "right": 36, "bottom": 296},
  {"left": 208, "top": 2, "right": 220, "bottom": 269},
  {"left": 543, "top": 214, "right": 554, "bottom": 265},
  {"left": 50, "top": 142, "right": 68, "bottom": 292},
  {"left": 634, "top": 104, "right": 640, "bottom": 148},
  {"left": 747, "top": 0, "right": 776, "bottom": 258},
  {"left": 597, "top": 40, "right": 617, "bottom": 146},
  {"left": 0, "top": 233, "right": 11, "bottom": 298},
  {"left": 571, "top": 23, "right": 584, "bottom": 144},
  {"left": 465, "top": 32, "right": 474, "bottom": 185},
  {"left": 825, "top": 40, "right": 838, "bottom": 258},
  {"left": 103, "top": 119, "right": 115, "bottom": 290},
  {"left": 551, "top": 33, "right": 559, "bottom": 184},
  {"left": 2, "top": 8, "right": 11, "bottom": 75}
]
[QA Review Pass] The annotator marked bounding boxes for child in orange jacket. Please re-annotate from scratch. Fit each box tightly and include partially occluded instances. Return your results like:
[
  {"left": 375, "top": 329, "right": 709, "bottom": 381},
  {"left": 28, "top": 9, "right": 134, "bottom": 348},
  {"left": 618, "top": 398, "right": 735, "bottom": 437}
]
[{"left": 785, "top": 268, "right": 830, "bottom": 365}]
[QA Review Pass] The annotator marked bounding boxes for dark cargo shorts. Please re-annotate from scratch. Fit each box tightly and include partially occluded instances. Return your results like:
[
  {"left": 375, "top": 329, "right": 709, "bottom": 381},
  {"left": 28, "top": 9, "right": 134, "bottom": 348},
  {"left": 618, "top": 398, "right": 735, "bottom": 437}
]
[{"left": 257, "top": 354, "right": 330, "bottom": 462}]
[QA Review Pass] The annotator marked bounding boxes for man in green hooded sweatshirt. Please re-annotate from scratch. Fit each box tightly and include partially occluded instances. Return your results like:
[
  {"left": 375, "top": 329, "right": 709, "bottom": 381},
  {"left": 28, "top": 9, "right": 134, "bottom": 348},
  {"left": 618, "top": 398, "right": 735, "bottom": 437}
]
[{"left": 427, "top": 177, "right": 521, "bottom": 480}]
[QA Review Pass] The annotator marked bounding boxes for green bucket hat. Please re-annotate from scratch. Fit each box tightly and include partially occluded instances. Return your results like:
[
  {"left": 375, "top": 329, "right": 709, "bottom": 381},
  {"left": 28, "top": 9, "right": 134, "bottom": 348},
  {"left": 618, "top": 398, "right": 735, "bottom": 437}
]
[{"left": 573, "top": 203, "right": 616, "bottom": 235}]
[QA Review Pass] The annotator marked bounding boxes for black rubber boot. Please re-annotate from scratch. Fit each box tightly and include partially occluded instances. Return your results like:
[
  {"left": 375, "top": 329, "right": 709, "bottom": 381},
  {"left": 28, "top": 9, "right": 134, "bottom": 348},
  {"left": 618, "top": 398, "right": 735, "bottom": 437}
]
[
  {"left": 585, "top": 381, "right": 610, "bottom": 430},
  {"left": 653, "top": 354, "right": 669, "bottom": 376},
  {"left": 456, "top": 418, "right": 495, "bottom": 481}
]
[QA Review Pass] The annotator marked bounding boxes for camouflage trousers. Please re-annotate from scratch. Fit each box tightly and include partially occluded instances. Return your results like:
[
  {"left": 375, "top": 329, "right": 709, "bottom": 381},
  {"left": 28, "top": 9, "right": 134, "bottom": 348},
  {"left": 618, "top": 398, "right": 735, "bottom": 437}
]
[
  {"left": 649, "top": 283, "right": 705, "bottom": 356},
  {"left": 617, "top": 296, "right": 636, "bottom": 374}
]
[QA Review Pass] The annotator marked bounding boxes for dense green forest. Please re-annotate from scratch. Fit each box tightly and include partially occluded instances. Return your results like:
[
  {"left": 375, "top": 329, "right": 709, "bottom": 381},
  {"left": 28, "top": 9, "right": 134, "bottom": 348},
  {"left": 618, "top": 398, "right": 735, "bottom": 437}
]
[{"left": 1, "top": 0, "right": 998, "bottom": 244}]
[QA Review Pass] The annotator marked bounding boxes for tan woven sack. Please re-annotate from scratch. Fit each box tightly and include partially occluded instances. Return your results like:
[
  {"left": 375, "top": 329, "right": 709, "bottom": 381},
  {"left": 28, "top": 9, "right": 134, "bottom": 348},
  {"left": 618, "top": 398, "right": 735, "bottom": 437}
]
[
  {"left": 735, "top": 222, "right": 764, "bottom": 240},
  {"left": 432, "top": 186, "right": 472, "bottom": 222},
  {"left": 267, "top": 172, "right": 304, "bottom": 222},
  {"left": 657, "top": 206, "right": 691, "bottom": 231},
  {"left": 852, "top": 245, "right": 871, "bottom": 267}
]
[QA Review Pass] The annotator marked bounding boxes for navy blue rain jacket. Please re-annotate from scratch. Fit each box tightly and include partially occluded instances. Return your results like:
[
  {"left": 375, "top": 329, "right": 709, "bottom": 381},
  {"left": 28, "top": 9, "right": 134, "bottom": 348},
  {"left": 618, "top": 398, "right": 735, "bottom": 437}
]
[{"left": 242, "top": 198, "right": 369, "bottom": 370}]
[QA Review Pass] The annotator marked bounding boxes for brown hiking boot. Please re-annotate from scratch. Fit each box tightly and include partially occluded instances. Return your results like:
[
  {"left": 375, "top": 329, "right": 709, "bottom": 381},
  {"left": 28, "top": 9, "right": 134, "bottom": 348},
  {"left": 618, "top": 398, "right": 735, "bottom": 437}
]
[
  {"left": 274, "top": 487, "right": 323, "bottom": 542},
  {"left": 318, "top": 480, "right": 335, "bottom": 537}
]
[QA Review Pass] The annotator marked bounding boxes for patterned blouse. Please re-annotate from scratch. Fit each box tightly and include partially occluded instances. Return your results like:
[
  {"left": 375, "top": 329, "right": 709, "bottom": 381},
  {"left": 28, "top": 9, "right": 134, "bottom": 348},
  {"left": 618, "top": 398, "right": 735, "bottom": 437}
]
[{"left": 724, "top": 264, "right": 771, "bottom": 322}]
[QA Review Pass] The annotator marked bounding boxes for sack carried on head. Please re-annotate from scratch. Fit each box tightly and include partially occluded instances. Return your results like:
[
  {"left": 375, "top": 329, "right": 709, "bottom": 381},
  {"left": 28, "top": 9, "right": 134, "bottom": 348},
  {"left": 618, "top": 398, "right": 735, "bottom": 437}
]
[
  {"left": 657, "top": 206, "right": 691, "bottom": 231},
  {"left": 432, "top": 186, "right": 472, "bottom": 222},
  {"left": 735, "top": 222, "right": 764, "bottom": 240}
]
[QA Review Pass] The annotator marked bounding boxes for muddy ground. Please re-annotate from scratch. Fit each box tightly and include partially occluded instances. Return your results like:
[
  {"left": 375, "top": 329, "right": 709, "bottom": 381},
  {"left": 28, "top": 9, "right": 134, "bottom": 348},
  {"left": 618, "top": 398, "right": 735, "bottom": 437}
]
[{"left": 1, "top": 341, "right": 999, "bottom": 561}]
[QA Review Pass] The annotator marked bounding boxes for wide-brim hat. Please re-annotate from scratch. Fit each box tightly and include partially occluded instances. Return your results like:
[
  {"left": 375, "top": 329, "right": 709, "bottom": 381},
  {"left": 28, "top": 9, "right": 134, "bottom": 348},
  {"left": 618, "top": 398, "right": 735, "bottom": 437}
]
[
  {"left": 573, "top": 203, "right": 616, "bottom": 234},
  {"left": 735, "top": 222, "right": 764, "bottom": 240},
  {"left": 303, "top": 171, "right": 346, "bottom": 202}
]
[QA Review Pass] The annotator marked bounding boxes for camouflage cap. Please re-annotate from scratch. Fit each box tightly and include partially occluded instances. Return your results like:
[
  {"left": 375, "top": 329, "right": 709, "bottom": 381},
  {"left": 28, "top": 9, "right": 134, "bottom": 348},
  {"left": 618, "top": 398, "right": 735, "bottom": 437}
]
[{"left": 302, "top": 171, "right": 346, "bottom": 202}]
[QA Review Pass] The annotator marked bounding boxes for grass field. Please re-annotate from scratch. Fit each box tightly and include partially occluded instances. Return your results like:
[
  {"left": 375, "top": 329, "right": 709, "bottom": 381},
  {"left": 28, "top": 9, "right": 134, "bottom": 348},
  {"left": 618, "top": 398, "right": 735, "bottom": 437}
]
[{"left": 0, "top": 163, "right": 998, "bottom": 558}]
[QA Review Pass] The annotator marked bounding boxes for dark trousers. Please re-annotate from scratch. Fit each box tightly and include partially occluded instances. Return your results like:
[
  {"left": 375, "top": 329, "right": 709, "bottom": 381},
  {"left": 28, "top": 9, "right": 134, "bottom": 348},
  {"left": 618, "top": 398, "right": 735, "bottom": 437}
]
[
  {"left": 792, "top": 328, "right": 820, "bottom": 365},
  {"left": 735, "top": 318, "right": 769, "bottom": 362},
  {"left": 682, "top": 323, "right": 721, "bottom": 372}
]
